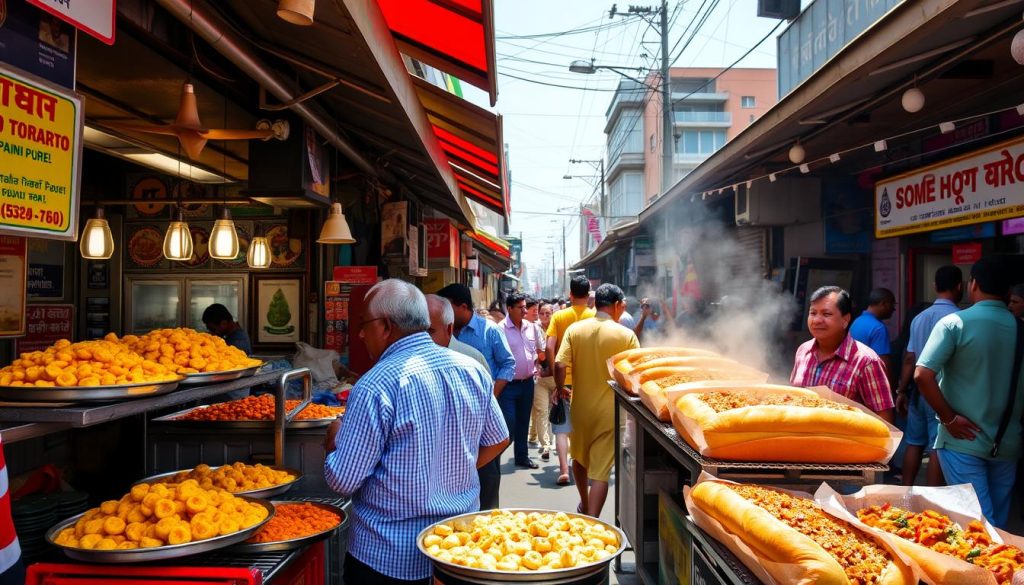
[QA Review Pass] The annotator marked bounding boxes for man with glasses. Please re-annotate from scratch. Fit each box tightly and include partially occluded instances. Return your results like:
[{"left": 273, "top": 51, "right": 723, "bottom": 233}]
[{"left": 500, "top": 292, "right": 543, "bottom": 469}]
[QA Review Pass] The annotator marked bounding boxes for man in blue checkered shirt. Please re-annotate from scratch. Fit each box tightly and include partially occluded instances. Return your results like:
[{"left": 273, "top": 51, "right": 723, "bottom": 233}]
[{"left": 324, "top": 280, "right": 509, "bottom": 583}]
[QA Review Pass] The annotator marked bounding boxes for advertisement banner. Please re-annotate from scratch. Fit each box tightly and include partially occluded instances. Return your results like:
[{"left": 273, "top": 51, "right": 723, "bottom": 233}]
[
  {"left": 0, "top": 235, "right": 26, "bottom": 336},
  {"left": 0, "top": 0, "right": 76, "bottom": 88},
  {"left": 332, "top": 265, "right": 377, "bottom": 284},
  {"left": 875, "top": 135, "right": 1024, "bottom": 238},
  {"left": 16, "top": 303, "right": 72, "bottom": 353},
  {"left": 0, "top": 64, "right": 82, "bottom": 240},
  {"left": 26, "top": 0, "right": 115, "bottom": 45},
  {"left": 424, "top": 217, "right": 459, "bottom": 266}
]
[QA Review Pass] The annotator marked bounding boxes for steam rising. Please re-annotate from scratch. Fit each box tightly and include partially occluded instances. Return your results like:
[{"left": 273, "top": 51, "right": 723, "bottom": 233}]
[{"left": 637, "top": 221, "right": 796, "bottom": 380}]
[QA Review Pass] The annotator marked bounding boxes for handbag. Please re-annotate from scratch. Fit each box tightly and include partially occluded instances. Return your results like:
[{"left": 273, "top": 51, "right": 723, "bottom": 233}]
[{"left": 549, "top": 397, "right": 567, "bottom": 426}]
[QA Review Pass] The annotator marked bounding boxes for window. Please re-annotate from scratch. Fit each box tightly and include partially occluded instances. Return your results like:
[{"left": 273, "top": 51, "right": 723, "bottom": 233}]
[
  {"left": 608, "top": 110, "right": 642, "bottom": 161},
  {"left": 671, "top": 78, "right": 713, "bottom": 93},
  {"left": 741, "top": 96, "right": 756, "bottom": 108},
  {"left": 677, "top": 130, "right": 726, "bottom": 155},
  {"left": 609, "top": 172, "right": 643, "bottom": 217}
]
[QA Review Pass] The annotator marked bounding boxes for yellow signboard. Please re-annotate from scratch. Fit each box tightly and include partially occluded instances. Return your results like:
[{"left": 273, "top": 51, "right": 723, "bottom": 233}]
[{"left": 0, "top": 65, "right": 82, "bottom": 240}]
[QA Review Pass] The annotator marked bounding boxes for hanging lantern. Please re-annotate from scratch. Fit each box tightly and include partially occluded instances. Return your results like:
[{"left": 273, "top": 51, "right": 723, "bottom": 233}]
[
  {"left": 901, "top": 87, "right": 925, "bottom": 113},
  {"left": 317, "top": 202, "right": 356, "bottom": 244},
  {"left": 277, "top": 0, "right": 315, "bottom": 25},
  {"left": 209, "top": 207, "right": 240, "bottom": 260},
  {"left": 1012, "top": 28, "right": 1024, "bottom": 65},
  {"left": 163, "top": 208, "right": 194, "bottom": 261},
  {"left": 79, "top": 207, "right": 114, "bottom": 260},
  {"left": 788, "top": 142, "right": 805, "bottom": 164},
  {"left": 247, "top": 234, "right": 272, "bottom": 268}
]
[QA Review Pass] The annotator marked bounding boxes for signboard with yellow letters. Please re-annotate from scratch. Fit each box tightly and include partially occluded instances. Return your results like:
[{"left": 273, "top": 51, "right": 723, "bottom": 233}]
[{"left": 0, "top": 64, "right": 82, "bottom": 241}]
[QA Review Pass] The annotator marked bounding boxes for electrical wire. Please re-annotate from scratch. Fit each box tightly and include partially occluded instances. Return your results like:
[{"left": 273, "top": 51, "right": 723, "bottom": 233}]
[{"left": 495, "top": 16, "right": 640, "bottom": 40}]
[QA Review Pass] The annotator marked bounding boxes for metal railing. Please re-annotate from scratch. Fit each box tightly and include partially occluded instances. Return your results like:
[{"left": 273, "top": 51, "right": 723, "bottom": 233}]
[{"left": 673, "top": 111, "right": 731, "bottom": 123}]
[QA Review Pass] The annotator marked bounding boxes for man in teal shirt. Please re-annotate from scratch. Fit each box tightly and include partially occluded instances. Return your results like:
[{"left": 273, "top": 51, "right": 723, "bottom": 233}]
[{"left": 915, "top": 257, "right": 1021, "bottom": 528}]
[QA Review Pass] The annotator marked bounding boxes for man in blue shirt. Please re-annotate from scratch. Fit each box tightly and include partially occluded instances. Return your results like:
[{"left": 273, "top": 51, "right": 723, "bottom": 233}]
[
  {"left": 438, "top": 283, "right": 515, "bottom": 510},
  {"left": 324, "top": 280, "right": 509, "bottom": 583},
  {"left": 895, "top": 266, "right": 962, "bottom": 486},
  {"left": 849, "top": 288, "right": 895, "bottom": 374},
  {"left": 201, "top": 303, "right": 252, "bottom": 355}
]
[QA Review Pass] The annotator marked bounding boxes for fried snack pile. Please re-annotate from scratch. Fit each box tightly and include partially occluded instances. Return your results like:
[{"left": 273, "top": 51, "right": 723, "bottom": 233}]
[
  {"left": 0, "top": 337, "right": 180, "bottom": 387},
  {"left": 423, "top": 509, "right": 619, "bottom": 571},
  {"left": 177, "top": 394, "right": 345, "bottom": 422},
  {"left": 248, "top": 502, "right": 341, "bottom": 543},
  {"left": 729, "top": 484, "right": 891, "bottom": 584},
  {"left": 153, "top": 463, "right": 296, "bottom": 494},
  {"left": 120, "top": 328, "right": 262, "bottom": 375},
  {"left": 51, "top": 480, "right": 269, "bottom": 551},
  {"left": 858, "top": 504, "right": 1024, "bottom": 583},
  {"left": 700, "top": 390, "right": 858, "bottom": 413}
]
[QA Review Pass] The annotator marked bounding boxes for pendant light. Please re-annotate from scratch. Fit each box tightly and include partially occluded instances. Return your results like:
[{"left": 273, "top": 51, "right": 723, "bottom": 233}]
[
  {"left": 247, "top": 228, "right": 273, "bottom": 269},
  {"left": 163, "top": 207, "right": 194, "bottom": 261},
  {"left": 209, "top": 207, "right": 240, "bottom": 260},
  {"left": 79, "top": 207, "right": 114, "bottom": 260},
  {"left": 317, "top": 202, "right": 355, "bottom": 244},
  {"left": 278, "top": 0, "right": 315, "bottom": 25}
]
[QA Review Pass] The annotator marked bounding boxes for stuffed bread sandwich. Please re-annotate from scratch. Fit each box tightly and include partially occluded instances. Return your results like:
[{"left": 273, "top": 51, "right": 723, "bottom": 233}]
[
  {"left": 606, "top": 347, "right": 722, "bottom": 392},
  {"left": 636, "top": 365, "right": 769, "bottom": 421}
]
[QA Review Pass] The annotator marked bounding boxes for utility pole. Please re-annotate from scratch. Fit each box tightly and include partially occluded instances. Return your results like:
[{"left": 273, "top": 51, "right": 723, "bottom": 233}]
[
  {"left": 568, "top": 158, "right": 606, "bottom": 218},
  {"left": 659, "top": 0, "right": 672, "bottom": 194},
  {"left": 561, "top": 220, "right": 567, "bottom": 293},
  {"left": 551, "top": 248, "right": 556, "bottom": 296}
]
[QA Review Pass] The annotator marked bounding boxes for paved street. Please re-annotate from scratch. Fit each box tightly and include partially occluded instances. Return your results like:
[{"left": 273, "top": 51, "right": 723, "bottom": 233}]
[{"left": 496, "top": 446, "right": 638, "bottom": 584}]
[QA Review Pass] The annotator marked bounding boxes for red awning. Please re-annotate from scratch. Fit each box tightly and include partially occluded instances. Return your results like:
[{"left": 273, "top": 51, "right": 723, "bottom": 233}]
[
  {"left": 413, "top": 77, "right": 507, "bottom": 217},
  {"left": 377, "top": 0, "right": 498, "bottom": 106},
  {"left": 467, "top": 230, "right": 511, "bottom": 259}
]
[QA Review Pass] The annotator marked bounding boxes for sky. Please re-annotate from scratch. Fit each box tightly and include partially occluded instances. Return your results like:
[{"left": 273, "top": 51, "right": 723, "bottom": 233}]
[{"left": 462, "top": 0, "right": 789, "bottom": 290}]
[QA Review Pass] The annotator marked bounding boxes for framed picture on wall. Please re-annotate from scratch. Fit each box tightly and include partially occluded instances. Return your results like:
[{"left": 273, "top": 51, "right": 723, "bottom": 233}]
[{"left": 252, "top": 274, "right": 305, "bottom": 350}]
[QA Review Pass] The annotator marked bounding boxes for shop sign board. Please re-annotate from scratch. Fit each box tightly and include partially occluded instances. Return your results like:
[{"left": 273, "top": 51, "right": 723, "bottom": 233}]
[
  {"left": 332, "top": 266, "right": 377, "bottom": 284},
  {"left": 424, "top": 217, "right": 459, "bottom": 267},
  {"left": 0, "top": 64, "right": 82, "bottom": 241},
  {"left": 0, "top": 0, "right": 76, "bottom": 88},
  {"left": 953, "top": 242, "right": 982, "bottom": 265},
  {"left": 875, "top": 135, "right": 1024, "bottom": 239},
  {"left": 26, "top": 0, "right": 115, "bottom": 45},
  {"left": 0, "top": 235, "right": 26, "bottom": 336},
  {"left": 16, "top": 303, "right": 72, "bottom": 353}
]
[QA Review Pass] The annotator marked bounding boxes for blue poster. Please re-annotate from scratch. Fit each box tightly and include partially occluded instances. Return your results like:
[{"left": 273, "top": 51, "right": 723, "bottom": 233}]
[
  {"left": 27, "top": 263, "right": 62, "bottom": 298},
  {"left": 0, "top": 0, "right": 76, "bottom": 88},
  {"left": 930, "top": 222, "right": 996, "bottom": 243}
]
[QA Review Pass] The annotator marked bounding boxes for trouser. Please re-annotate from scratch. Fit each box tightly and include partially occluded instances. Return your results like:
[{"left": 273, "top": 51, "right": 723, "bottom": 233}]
[
  {"left": 498, "top": 379, "right": 535, "bottom": 463},
  {"left": 936, "top": 448, "right": 1017, "bottom": 528},
  {"left": 529, "top": 376, "right": 555, "bottom": 450},
  {"left": 0, "top": 559, "right": 22, "bottom": 585},
  {"left": 478, "top": 458, "right": 500, "bottom": 510},
  {"left": 344, "top": 553, "right": 429, "bottom": 585}
]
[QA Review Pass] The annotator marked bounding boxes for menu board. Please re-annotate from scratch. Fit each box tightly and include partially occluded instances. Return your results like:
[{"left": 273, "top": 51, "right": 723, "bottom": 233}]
[
  {"left": 324, "top": 281, "right": 350, "bottom": 356},
  {"left": 16, "top": 303, "right": 72, "bottom": 353},
  {"left": 0, "top": 235, "right": 26, "bottom": 336}
]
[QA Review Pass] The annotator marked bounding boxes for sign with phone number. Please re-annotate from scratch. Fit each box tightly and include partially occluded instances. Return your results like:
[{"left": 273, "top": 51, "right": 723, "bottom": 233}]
[{"left": 0, "top": 65, "right": 82, "bottom": 241}]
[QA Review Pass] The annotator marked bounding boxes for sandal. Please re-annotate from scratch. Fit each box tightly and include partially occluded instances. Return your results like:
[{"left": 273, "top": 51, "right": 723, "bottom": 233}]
[{"left": 556, "top": 474, "right": 570, "bottom": 486}]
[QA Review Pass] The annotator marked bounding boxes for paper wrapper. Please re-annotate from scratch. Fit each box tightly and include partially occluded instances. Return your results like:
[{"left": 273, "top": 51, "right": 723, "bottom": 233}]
[
  {"left": 638, "top": 373, "right": 771, "bottom": 422},
  {"left": 666, "top": 384, "right": 903, "bottom": 464},
  {"left": 683, "top": 472, "right": 920, "bottom": 585},
  {"left": 814, "top": 482, "right": 1024, "bottom": 585}
]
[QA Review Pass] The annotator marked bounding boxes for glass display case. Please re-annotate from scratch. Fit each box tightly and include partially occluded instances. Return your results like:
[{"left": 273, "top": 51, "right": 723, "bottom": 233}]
[{"left": 125, "top": 274, "right": 247, "bottom": 334}]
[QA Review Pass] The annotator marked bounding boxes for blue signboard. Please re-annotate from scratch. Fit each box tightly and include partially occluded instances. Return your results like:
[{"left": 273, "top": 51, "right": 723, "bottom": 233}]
[
  {"left": 778, "top": 0, "right": 903, "bottom": 97},
  {"left": 0, "top": 0, "right": 76, "bottom": 88},
  {"left": 929, "top": 222, "right": 996, "bottom": 244}
]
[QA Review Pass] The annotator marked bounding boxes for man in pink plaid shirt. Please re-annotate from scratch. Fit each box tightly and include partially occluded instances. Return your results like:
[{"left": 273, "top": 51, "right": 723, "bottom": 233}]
[{"left": 790, "top": 286, "right": 895, "bottom": 423}]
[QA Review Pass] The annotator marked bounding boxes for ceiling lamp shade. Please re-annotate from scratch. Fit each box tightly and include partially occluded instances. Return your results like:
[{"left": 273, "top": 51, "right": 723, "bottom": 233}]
[
  {"left": 80, "top": 207, "right": 114, "bottom": 260},
  {"left": 317, "top": 202, "right": 355, "bottom": 244},
  {"left": 209, "top": 207, "right": 240, "bottom": 260},
  {"left": 247, "top": 236, "right": 273, "bottom": 268},
  {"left": 163, "top": 208, "right": 194, "bottom": 261},
  {"left": 901, "top": 87, "right": 925, "bottom": 113},
  {"left": 788, "top": 142, "right": 806, "bottom": 164},
  {"left": 278, "top": 0, "right": 315, "bottom": 25}
]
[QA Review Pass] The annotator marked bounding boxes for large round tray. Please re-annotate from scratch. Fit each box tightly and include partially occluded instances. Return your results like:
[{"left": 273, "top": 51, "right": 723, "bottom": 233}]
[
  {"left": 0, "top": 378, "right": 183, "bottom": 403},
  {"left": 228, "top": 500, "right": 348, "bottom": 553},
  {"left": 46, "top": 496, "right": 275, "bottom": 563},
  {"left": 417, "top": 508, "right": 626, "bottom": 582},
  {"left": 179, "top": 365, "right": 261, "bottom": 386},
  {"left": 154, "top": 404, "right": 341, "bottom": 428},
  {"left": 134, "top": 465, "right": 303, "bottom": 499}
]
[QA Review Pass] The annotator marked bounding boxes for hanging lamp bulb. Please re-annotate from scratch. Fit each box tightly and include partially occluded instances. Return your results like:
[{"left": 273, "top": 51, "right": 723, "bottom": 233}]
[
  {"left": 209, "top": 207, "right": 240, "bottom": 260},
  {"left": 317, "top": 202, "right": 356, "bottom": 244},
  {"left": 788, "top": 142, "right": 805, "bottom": 164},
  {"left": 901, "top": 87, "right": 925, "bottom": 113},
  {"left": 163, "top": 207, "right": 194, "bottom": 261},
  {"left": 79, "top": 207, "right": 114, "bottom": 260},
  {"left": 247, "top": 233, "right": 273, "bottom": 268},
  {"left": 277, "top": 0, "right": 315, "bottom": 25}
]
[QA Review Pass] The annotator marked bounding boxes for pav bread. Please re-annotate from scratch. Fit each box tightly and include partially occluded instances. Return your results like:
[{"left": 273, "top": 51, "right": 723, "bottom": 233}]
[
  {"left": 690, "top": 481, "right": 914, "bottom": 585},
  {"left": 637, "top": 366, "right": 769, "bottom": 421},
  {"left": 607, "top": 347, "right": 721, "bottom": 392},
  {"left": 670, "top": 384, "right": 891, "bottom": 463}
]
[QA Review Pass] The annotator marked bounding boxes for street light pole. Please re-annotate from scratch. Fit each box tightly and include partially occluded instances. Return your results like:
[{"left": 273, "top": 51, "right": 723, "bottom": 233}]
[{"left": 568, "top": 158, "right": 606, "bottom": 218}]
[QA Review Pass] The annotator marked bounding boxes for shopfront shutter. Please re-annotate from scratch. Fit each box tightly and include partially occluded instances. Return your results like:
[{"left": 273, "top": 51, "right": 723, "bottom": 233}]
[{"left": 731, "top": 226, "right": 768, "bottom": 279}]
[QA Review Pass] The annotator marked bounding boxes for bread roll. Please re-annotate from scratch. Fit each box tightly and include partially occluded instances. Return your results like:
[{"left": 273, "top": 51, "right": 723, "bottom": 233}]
[
  {"left": 607, "top": 347, "right": 721, "bottom": 392},
  {"left": 637, "top": 366, "right": 769, "bottom": 421}
]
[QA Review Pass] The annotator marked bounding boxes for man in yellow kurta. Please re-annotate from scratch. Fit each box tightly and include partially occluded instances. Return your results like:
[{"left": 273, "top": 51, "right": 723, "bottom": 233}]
[{"left": 555, "top": 283, "right": 639, "bottom": 517}]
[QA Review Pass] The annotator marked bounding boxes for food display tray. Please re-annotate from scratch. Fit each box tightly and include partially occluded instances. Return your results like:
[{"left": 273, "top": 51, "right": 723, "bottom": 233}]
[
  {"left": 134, "top": 466, "right": 303, "bottom": 499},
  {"left": 0, "top": 379, "right": 183, "bottom": 403},
  {"left": 228, "top": 500, "right": 348, "bottom": 553},
  {"left": 150, "top": 405, "right": 339, "bottom": 429},
  {"left": 45, "top": 496, "right": 275, "bottom": 563},
  {"left": 418, "top": 508, "right": 626, "bottom": 582},
  {"left": 180, "top": 366, "right": 262, "bottom": 386}
]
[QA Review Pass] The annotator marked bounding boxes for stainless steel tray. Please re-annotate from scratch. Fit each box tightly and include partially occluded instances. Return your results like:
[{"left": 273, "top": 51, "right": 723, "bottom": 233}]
[
  {"left": 0, "top": 379, "right": 183, "bottom": 403},
  {"left": 46, "top": 496, "right": 275, "bottom": 563},
  {"left": 179, "top": 365, "right": 262, "bottom": 385},
  {"left": 151, "top": 404, "right": 341, "bottom": 428},
  {"left": 228, "top": 500, "right": 347, "bottom": 553},
  {"left": 134, "top": 465, "right": 303, "bottom": 499},
  {"left": 417, "top": 508, "right": 626, "bottom": 581}
]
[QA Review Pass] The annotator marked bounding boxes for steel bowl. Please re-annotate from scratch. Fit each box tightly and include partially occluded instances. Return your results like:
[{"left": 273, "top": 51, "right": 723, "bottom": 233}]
[
  {"left": 0, "top": 378, "right": 183, "bottom": 403},
  {"left": 417, "top": 508, "right": 626, "bottom": 582},
  {"left": 179, "top": 365, "right": 262, "bottom": 386},
  {"left": 134, "top": 465, "right": 303, "bottom": 499},
  {"left": 46, "top": 496, "right": 275, "bottom": 563},
  {"left": 228, "top": 500, "right": 349, "bottom": 553}
]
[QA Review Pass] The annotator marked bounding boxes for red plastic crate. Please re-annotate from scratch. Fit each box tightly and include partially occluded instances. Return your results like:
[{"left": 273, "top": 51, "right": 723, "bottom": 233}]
[
  {"left": 27, "top": 563, "right": 262, "bottom": 585},
  {"left": 273, "top": 541, "right": 324, "bottom": 585}
]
